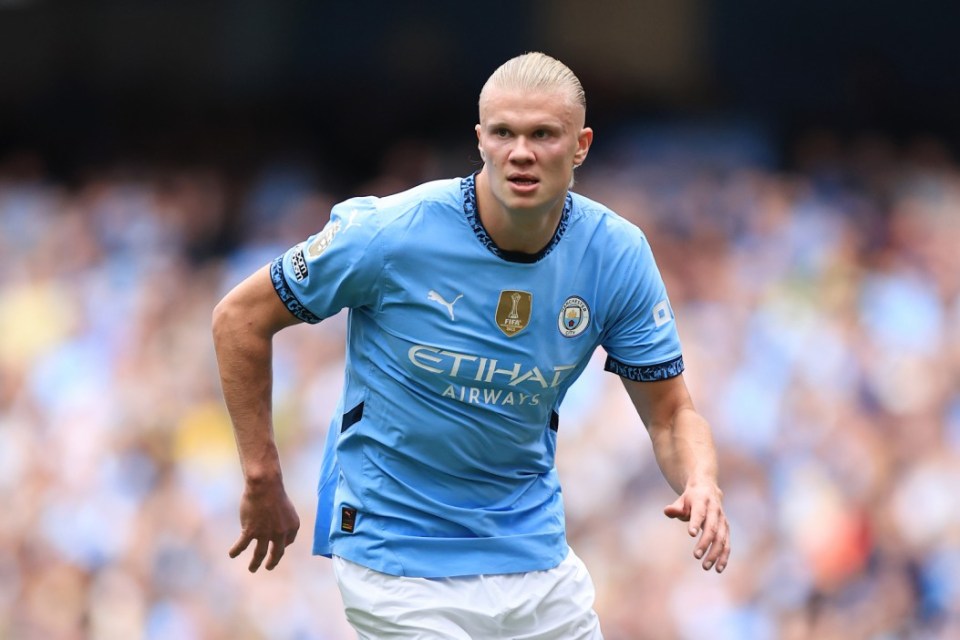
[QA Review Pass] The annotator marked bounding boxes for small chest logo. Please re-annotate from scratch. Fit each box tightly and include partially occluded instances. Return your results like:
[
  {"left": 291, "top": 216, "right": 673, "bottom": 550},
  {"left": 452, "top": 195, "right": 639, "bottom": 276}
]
[
  {"left": 495, "top": 290, "right": 532, "bottom": 337},
  {"left": 428, "top": 290, "right": 464, "bottom": 321},
  {"left": 558, "top": 296, "right": 590, "bottom": 337}
]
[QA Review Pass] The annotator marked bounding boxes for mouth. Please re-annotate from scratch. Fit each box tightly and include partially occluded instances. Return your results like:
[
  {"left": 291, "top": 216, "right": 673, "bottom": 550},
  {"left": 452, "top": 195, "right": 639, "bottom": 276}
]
[{"left": 507, "top": 174, "right": 539, "bottom": 187}]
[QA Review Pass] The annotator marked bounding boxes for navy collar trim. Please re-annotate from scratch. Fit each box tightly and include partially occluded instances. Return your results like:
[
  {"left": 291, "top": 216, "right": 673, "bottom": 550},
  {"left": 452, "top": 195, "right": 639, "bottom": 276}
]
[{"left": 460, "top": 173, "right": 571, "bottom": 264}]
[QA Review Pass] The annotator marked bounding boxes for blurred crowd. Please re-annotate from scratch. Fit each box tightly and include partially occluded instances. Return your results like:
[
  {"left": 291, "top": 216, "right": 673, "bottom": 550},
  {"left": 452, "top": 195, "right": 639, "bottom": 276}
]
[{"left": 1, "top": 125, "right": 959, "bottom": 640}]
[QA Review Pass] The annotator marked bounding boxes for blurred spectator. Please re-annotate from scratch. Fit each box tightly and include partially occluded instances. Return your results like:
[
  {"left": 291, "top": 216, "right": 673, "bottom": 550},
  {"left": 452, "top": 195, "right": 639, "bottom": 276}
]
[{"left": 1, "top": 125, "right": 958, "bottom": 639}]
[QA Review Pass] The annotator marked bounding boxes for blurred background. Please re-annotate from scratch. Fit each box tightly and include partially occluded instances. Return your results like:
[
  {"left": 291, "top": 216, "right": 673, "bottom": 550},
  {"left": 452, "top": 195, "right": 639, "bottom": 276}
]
[{"left": 2, "top": 1, "right": 959, "bottom": 638}]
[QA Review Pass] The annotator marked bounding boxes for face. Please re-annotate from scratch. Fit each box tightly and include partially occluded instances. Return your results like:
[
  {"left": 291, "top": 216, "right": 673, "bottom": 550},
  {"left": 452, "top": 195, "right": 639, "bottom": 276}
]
[{"left": 476, "top": 87, "right": 592, "bottom": 217}]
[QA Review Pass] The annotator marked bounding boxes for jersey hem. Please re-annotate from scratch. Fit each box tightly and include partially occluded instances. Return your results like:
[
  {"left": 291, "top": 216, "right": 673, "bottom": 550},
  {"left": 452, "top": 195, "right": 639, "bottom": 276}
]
[{"left": 319, "top": 533, "right": 569, "bottom": 578}]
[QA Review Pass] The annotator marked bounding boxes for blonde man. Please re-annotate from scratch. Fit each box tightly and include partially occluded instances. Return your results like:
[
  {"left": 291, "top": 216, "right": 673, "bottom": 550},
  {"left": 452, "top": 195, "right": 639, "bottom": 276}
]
[{"left": 214, "top": 51, "right": 729, "bottom": 639}]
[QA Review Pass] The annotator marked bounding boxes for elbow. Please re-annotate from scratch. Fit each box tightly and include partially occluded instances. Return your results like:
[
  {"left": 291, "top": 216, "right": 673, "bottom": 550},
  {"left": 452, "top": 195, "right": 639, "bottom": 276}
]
[
  {"left": 211, "top": 295, "right": 242, "bottom": 347},
  {"left": 644, "top": 419, "right": 673, "bottom": 444},
  {"left": 212, "top": 286, "right": 290, "bottom": 348}
]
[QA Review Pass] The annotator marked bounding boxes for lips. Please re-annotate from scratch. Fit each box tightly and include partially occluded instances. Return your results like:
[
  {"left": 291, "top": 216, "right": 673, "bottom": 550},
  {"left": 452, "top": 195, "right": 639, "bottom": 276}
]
[{"left": 508, "top": 174, "right": 539, "bottom": 186}]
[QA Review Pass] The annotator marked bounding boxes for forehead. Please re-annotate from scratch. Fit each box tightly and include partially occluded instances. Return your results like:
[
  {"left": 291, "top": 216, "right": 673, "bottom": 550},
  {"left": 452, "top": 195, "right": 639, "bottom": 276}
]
[{"left": 479, "top": 87, "right": 582, "bottom": 129}]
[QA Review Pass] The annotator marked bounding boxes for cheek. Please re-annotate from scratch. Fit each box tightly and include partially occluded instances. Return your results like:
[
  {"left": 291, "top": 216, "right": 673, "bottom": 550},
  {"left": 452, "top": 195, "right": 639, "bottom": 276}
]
[
  {"left": 482, "top": 143, "right": 504, "bottom": 163},
  {"left": 548, "top": 152, "right": 575, "bottom": 172}
]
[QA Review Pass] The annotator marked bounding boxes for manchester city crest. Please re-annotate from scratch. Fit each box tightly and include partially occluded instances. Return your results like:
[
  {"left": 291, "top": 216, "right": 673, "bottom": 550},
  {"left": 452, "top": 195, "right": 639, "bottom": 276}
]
[{"left": 558, "top": 296, "right": 590, "bottom": 337}]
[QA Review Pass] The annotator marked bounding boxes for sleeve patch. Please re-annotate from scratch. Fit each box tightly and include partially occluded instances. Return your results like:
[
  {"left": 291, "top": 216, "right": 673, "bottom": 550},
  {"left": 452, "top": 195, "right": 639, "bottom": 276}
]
[
  {"left": 604, "top": 354, "right": 684, "bottom": 381},
  {"left": 270, "top": 256, "right": 322, "bottom": 324},
  {"left": 291, "top": 244, "right": 309, "bottom": 281}
]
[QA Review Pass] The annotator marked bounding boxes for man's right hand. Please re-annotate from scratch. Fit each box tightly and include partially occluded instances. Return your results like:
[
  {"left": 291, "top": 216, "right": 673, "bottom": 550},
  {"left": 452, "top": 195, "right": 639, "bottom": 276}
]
[{"left": 229, "top": 479, "right": 301, "bottom": 572}]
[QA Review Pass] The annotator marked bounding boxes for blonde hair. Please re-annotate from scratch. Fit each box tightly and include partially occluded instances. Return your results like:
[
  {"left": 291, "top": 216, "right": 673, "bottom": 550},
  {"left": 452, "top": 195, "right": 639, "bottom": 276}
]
[{"left": 479, "top": 52, "right": 586, "bottom": 114}]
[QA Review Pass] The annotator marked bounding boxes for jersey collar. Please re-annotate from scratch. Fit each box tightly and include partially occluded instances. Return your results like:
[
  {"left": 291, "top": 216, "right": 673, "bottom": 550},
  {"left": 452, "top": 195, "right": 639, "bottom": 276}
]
[{"left": 460, "top": 173, "right": 571, "bottom": 264}]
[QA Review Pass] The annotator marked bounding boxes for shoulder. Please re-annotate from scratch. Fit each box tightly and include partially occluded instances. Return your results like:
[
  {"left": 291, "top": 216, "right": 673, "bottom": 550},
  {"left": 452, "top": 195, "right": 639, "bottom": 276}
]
[
  {"left": 331, "top": 178, "right": 463, "bottom": 237},
  {"left": 378, "top": 177, "right": 464, "bottom": 211},
  {"left": 364, "top": 177, "right": 463, "bottom": 220},
  {"left": 568, "top": 191, "right": 649, "bottom": 248}
]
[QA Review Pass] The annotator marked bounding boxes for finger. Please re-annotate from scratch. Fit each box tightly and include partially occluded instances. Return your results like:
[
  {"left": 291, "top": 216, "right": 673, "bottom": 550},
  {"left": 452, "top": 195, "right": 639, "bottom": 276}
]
[
  {"left": 663, "top": 496, "right": 689, "bottom": 522},
  {"left": 248, "top": 537, "right": 270, "bottom": 573},
  {"left": 686, "top": 499, "right": 707, "bottom": 538},
  {"left": 698, "top": 511, "right": 729, "bottom": 571},
  {"left": 713, "top": 522, "right": 732, "bottom": 573},
  {"left": 693, "top": 504, "right": 719, "bottom": 560},
  {"left": 229, "top": 532, "right": 253, "bottom": 559},
  {"left": 717, "top": 542, "right": 731, "bottom": 573},
  {"left": 698, "top": 524, "right": 721, "bottom": 570},
  {"left": 703, "top": 530, "right": 729, "bottom": 572},
  {"left": 265, "top": 538, "right": 287, "bottom": 571}
]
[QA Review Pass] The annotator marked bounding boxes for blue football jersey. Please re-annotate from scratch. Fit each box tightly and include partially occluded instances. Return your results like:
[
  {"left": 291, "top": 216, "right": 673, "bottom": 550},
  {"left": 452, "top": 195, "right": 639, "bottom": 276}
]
[{"left": 271, "top": 174, "right": 683, "bottom": 577}]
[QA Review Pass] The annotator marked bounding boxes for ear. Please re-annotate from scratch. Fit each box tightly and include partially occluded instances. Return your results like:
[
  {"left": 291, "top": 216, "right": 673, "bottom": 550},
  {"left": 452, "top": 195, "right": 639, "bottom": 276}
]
[
  {"left": 573, "top": 127, "right": 593, "bottom": 166},
  {"left": 475, "top": 124, "right": 485, "bottom": 161}
]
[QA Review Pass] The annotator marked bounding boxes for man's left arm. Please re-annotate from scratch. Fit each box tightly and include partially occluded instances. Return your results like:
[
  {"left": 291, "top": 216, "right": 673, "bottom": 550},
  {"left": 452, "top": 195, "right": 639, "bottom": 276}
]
[{"left": 620, "top": 374, "right": 730, "bottom": 573}]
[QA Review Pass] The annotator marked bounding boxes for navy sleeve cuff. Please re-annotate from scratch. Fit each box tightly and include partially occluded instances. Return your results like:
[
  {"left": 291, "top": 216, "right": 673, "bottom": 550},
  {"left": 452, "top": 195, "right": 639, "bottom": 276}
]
[
  {"left": 604, "top": 354, "right": 684, "bottom": 381},
  {"left": 270, "top": 256, "right": 322, "bottom": 324}
]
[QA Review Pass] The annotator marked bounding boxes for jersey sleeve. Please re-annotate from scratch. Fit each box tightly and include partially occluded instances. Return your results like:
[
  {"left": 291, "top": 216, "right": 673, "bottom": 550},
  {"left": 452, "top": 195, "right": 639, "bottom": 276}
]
[
  {"left": 600, "top": 226, "right": 685, "bottom": 381},
  {"left": 270, "top": 197, "right": 384, "bottom": 323}
]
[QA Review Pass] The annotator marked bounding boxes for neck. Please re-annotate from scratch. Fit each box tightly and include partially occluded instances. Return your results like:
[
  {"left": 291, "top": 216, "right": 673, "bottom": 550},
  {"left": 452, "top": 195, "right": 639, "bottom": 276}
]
[{"left": 474, "top": 171, "right": 565, "bottom": 254}]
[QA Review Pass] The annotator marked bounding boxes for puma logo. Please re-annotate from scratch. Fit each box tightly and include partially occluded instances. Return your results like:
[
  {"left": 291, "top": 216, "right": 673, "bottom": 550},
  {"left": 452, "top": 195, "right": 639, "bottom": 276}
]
[
  {"left": 343, "top": 209, "right": 362, "bottom": 231},
  {"left": 428, "top": 290, "right": 464, "bottom": 321}
]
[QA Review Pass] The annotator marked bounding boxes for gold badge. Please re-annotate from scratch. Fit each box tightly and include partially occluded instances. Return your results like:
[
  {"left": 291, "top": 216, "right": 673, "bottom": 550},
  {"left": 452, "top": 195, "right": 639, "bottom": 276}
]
[{"left": 495, "top": 290, "right": 532, "bottom": 337}]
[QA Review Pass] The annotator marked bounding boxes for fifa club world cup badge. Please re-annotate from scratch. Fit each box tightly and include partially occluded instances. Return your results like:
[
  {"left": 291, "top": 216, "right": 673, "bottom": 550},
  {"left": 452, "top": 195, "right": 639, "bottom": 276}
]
[
  {"left": 558, "top": 296, "right": 590, "bottom": 337},
  {"left": 496, "top": 290, "right": 532, "bottom": 337}
]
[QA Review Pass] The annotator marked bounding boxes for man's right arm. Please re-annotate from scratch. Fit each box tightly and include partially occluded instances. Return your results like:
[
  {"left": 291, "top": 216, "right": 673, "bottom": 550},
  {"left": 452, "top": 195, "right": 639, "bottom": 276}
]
[{"left": 211, "top": 264, "right": 304, "bottom": 572}]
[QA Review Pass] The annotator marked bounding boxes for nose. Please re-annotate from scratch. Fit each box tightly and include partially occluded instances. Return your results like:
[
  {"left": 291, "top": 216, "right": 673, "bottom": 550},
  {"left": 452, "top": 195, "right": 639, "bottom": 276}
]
[{"left": 508, "top": 136, "right": 535, "bottom": 164}]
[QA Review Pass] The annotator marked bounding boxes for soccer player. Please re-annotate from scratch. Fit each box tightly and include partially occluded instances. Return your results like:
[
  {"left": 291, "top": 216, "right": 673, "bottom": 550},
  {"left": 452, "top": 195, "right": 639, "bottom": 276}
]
[{"left": 212, "top": 51, "right": 730, "bottom": 638}]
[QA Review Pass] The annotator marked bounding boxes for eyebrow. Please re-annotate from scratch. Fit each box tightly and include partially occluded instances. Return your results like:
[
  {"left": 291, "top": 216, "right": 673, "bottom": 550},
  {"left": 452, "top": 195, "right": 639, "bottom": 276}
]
[{"left": 484, "top": 120, "right": 564, "bottom": 132}]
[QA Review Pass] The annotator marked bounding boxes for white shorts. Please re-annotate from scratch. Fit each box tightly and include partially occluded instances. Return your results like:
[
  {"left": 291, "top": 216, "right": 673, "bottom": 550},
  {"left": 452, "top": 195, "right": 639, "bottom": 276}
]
[{"left": 333, "top": 548, "right": 604, "bottom": 639}]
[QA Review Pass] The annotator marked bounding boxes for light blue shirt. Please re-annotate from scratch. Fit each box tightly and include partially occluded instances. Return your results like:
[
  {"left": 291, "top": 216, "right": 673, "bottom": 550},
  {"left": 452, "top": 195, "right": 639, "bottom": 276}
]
[{"left": 271, "top": 174, "right": 683, "bottom": 577}]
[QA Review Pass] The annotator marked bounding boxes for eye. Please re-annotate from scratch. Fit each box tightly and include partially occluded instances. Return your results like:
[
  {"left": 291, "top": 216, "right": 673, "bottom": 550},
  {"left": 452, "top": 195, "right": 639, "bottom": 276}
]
[
  {"left": 495, "top": 128, "right": 511, "bottom": 138},
  {"left": 533, "top": 129, "right": 550, "bottom": 139}
]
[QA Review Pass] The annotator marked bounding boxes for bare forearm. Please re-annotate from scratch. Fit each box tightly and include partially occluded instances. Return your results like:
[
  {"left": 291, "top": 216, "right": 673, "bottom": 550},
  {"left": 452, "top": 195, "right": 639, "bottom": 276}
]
[
  {"left": 622, "top": 375, "right": 729, "bottom": 571},
  {"left": 212, "top": 301, "right": 283, "bottom": 484},
  {"left": 649, "top": 406, "right": 719, "bottom": 495},
  {"left": 212, "top": 266, "right": 305, "bottom": 572}
]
